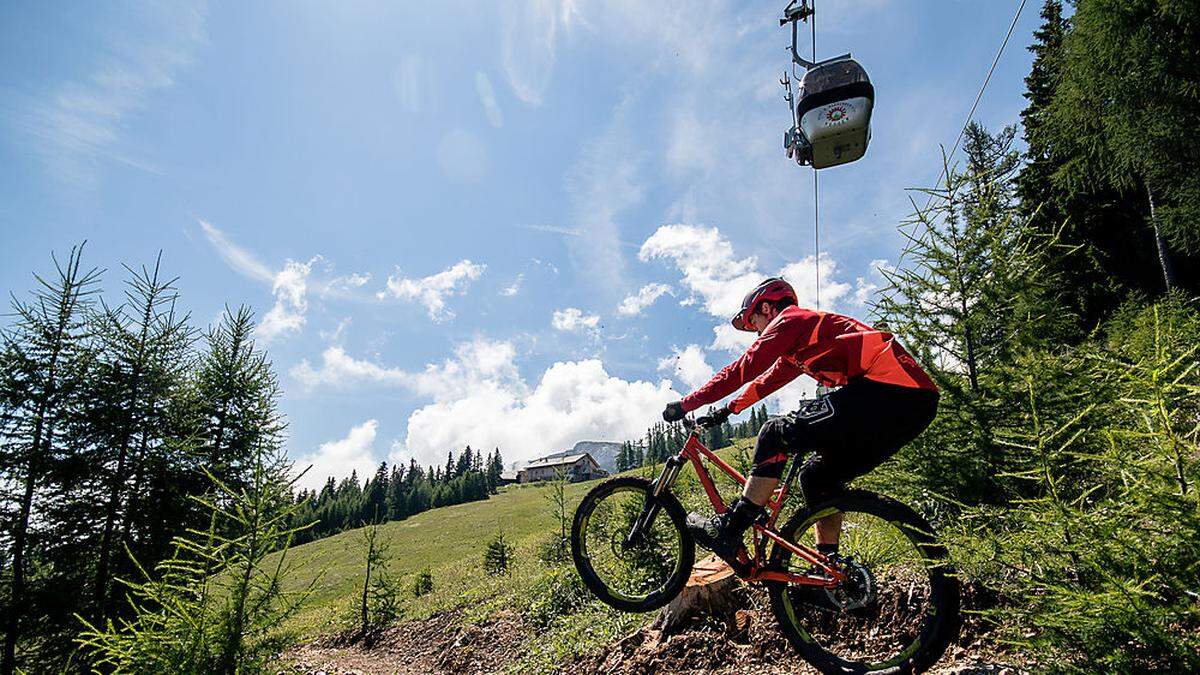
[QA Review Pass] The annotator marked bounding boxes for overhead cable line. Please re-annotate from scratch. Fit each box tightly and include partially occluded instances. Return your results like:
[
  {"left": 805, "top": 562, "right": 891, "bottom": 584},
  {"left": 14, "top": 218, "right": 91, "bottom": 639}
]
[
  {"left": 926, "top": 0, "right": 1028, "bottom": 207},
  {"left": 811, "top": 0, "right": 820, "bottom": 309}
]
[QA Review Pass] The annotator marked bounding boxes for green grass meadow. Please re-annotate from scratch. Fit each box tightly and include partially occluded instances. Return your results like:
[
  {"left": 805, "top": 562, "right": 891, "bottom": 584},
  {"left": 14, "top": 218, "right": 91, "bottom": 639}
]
[{"left": 278, "top": 439, "right": 760, "bottom": 669}]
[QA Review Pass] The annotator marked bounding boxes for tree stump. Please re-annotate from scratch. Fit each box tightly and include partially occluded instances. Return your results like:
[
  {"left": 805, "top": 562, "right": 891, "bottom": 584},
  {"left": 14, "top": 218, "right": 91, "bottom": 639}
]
[{"left": 654, "top": 555, "right": 741, "bottom": 636}]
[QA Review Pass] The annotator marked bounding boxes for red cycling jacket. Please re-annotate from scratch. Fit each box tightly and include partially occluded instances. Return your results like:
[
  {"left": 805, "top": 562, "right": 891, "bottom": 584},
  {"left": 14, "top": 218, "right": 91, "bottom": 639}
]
[{"left": 681, "top": 306, "right": 937, "bottom": 414}]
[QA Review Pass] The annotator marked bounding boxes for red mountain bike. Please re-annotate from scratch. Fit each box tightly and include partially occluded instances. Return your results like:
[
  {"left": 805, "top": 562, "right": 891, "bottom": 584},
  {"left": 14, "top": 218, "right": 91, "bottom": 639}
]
[{"left": 570, "top": 412, "right": 960, "bottom": 674}]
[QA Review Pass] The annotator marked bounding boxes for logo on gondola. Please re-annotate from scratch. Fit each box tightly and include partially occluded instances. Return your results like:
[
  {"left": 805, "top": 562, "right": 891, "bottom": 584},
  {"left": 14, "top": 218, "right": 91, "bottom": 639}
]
[{"left": 825, "top": 104, "right": 850, "bottom": 124}]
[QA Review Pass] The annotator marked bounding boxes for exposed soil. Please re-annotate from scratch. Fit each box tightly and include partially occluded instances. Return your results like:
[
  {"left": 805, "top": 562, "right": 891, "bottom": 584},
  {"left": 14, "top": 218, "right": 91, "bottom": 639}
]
[
  {"left": 563, "top": 585, "right": 1022, "bottom": 675},
  {"left": 284, "top": 609, "right": 531, "bottom": 675},
  {"left": 283, "top": 584, "right": 1025, "bottom": 674}
]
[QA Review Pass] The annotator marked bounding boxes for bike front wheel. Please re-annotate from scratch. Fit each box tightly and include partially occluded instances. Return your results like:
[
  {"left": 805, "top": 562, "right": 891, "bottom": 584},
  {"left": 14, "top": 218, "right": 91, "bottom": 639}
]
[
  {"left": 767, "top": 490, "right": 960, "bottom": 674},
  {"left": 571, "top": 476, "right": 695, "bottom": 612}
]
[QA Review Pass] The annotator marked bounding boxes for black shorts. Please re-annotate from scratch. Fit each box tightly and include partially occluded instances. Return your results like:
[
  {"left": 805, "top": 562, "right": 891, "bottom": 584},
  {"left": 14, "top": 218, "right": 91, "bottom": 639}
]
[{"left": 750, "top": 378, "right": 939, "bottom": 503}]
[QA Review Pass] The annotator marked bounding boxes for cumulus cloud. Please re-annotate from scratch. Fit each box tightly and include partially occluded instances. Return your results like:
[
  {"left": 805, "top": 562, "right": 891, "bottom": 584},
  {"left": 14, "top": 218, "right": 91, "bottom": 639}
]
[
  {"left": 657, "top": 344, "right": 714, "bottom": 390},
  {"left": 390, "top": 341, "right": 679, "bottom": 466},
  {"left": 639, "top": 224, "right": 762, "bottom": 318},
  {"left": 501, "top": 273, "right": 524, "bottom": 297},
  {"left": 291, "top": 339, "right": 523, "bottom": 401},
  {"left": 378, "top": 259, "right": 485, "bottom": 321},
  {"left": 639, "top": 223, "right": 859, "bottom": 354},
  {"left": 295, "top": 420, "right": 380, "bottom": 492},
  {"left": 257, "top": 258, "right": 317, "bottom": 344},
  {"left": 617, "top": 283, "right": 673, "bottom": 316},
  {"left": 778, "top": 254, "right": 852, "bottom": 310},
  {"left": 291, "top": 346, "right": 407, "bottom": 391},
  {"left": 196, "top": 219, "right": 321, "bottom": 344},
  {"left": 552, "top": 307, "right": 600, "bottom": 332},
  {"left": 853, "top": 259, "right": 891, "bottom": 307}
]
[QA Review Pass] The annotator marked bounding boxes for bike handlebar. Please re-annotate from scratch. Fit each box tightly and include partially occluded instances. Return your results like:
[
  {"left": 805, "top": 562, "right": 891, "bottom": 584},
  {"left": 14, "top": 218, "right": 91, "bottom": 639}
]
[{"left": 681, "top": 412, "right": 724, "bottom": 431}]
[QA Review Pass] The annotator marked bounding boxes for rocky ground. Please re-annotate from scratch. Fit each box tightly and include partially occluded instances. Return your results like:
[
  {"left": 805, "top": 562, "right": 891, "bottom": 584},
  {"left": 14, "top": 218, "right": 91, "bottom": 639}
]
[{"left": 282, "top": 603, "right": 1028, "bottom": 675}]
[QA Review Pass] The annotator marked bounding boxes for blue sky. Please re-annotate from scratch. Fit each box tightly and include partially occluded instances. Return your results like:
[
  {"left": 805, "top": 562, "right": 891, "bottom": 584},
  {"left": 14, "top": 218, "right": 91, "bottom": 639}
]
[{"left": 0, "top": 1, "right": 1044, "bottom": 489}]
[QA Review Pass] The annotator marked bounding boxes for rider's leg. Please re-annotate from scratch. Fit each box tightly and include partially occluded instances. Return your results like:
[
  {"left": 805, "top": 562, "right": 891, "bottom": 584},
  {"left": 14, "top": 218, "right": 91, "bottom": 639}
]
[
  {"left": 686, "top": 416, "right": 794, "bottom": 561},
  {"left": 799, "top": 460, "right": 846, "bottom": 552},
  {"left": 815, "top": 513, "right": 844, "bottom": 547},
  {"left": 742, "top": 476, "right": 779, "bottom": 505}
]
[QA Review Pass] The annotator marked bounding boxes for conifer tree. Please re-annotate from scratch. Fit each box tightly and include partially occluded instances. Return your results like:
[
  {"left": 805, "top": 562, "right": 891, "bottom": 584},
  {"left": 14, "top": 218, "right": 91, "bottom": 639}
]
[
  {"left": 873, "top": 125, "right": 1073, "bottom": 499},
  {"left": 362, "top": 462, "right": 388, "bottom": 524},
  {"left": 86, "top": 256, "right": 195, "bottom": 624},
  {"left": 1044, "top": 0, "right": 1200, "bottom": 292},
  {"left": 77, "top": 435, "right": 313, "bottom": 673},
  {"left": 486, "top": 448, "right": 503, "bottom": 492},
  {"left": 190, "top": 307, "right": 285, "bottom": 499},
  {"left": 0, "top": 245, "right": 100, "bottom": 674}
]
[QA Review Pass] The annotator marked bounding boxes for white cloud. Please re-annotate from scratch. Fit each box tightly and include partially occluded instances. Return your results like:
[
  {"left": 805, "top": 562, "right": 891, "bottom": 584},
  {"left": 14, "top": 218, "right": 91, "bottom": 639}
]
[
  {"left": 853, "top": 259, "right": 891, "bottom": 307},
  {"left": 318, "top": 317, "right": 352, "bottom": 343},
  {"left": 475, "top": 71, "right": 504, "bottom": 127},
  {"left": 197, "top": 219, "right": 274, "bottom": 283},
  {"left": 639, "top": 223, "right": 763, "bottom": 317},
  {"left": 639, "top": 223, "right": 860, "bottom": 356},
  {"left": 196, "top": 219, "right": 316, "bottom": 344},
  {"left": 390, "top": 342, "right": 679, "bottom": 466},
  {"left": 501, "top": 273, "right": 524, "bottom": 296},
  {"left": 291, "top": 339, "right": 522, "bottom": 400},
  {"left": 523, "top": 224, "right": 582, "bottom": 237},
  {"left": 657, "top": 344, "right": 714, "bottom": 390},
  {"left": 291, "top": 346, "right": 407, "bottom": 391},
  {"left": 322, "top": 272, "right": 371, "bottom": 298},
  {"left": 378, "top": 259, "right": 485, "bottom": 321},
  {"left": 710, "top": 323, "right": 756, "bottom": 354},
  {"left": 779, "top": 254, "right": 852, "bottom": 310},
  {"left": 552, "top": 307, "right": 600, "bottom": 332},
  {"left": 257, "top": 258, "right": 316, "bottom": 344},
  {"left": 295, "top": 420, "right": 380, "bottom": 492},
  {"left": 392, "top": 55, "right": 430, "bottom": 113},
  {"left": 617, "top": 283, "right": 673, "bottom": 316}
]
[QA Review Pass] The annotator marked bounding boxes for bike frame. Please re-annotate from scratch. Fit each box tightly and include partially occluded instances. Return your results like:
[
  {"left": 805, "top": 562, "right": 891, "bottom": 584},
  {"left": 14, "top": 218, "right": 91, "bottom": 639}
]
[{"left": 649, "top": 419, "right": 846, "bottom": 588}]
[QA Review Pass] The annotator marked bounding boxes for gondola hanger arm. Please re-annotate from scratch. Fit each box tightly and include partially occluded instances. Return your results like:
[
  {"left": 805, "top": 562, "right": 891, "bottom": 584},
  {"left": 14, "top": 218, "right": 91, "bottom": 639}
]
[{"left": 781, "top": 0, "right": 850, "bottom": 69}]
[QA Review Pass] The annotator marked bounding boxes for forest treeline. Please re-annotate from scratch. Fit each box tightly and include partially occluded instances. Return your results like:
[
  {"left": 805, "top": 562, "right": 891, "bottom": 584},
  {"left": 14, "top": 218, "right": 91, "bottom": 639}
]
[
  {"left": 615, "top": 405, "right": 770, "bottom": 472},
  {"left": 291, "top": 446, "right": 505, "bottom": 545}
]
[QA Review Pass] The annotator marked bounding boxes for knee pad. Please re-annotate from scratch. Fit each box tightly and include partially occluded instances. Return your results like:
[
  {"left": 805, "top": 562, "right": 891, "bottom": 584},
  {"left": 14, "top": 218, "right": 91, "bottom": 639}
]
[{"left": 751, "top": 418, "right": 791, "bottom": 479}]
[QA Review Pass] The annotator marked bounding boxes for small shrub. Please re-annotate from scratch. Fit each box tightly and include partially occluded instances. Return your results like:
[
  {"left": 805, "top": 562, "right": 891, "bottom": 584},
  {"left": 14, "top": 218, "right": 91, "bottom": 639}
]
[
  {"left": 411, "top": 568, "right": 434, "bottom": 598},
  {"left": 484, "top": 530, "right": 514, "bottom": 575},
  {"left": 526, "top": 565, "right": 591, "bottom": 628},
  {"left": 536, "top": 533, "right": 570, "bottom": 566}
]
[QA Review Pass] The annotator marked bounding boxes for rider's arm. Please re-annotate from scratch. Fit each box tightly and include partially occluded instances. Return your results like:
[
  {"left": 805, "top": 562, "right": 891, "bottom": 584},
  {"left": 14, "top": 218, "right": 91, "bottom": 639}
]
[
  {"left": 728, "top": 358, "right": 805, "bottom": 413},
  {"left": 680, "top": 318, "right": 796, "bottom": 413}
]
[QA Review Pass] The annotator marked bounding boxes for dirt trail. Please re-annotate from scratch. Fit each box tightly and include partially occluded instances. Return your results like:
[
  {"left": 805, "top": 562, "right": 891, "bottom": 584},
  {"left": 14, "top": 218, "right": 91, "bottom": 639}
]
[{"left": 283, "top": 604, "right": 1024, "bottom": 675}]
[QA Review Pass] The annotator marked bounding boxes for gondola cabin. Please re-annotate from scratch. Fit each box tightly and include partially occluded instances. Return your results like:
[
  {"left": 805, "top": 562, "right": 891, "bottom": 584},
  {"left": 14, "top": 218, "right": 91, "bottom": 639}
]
[{"left": 796, "top": 57, "right": 874, "bottom": 169}]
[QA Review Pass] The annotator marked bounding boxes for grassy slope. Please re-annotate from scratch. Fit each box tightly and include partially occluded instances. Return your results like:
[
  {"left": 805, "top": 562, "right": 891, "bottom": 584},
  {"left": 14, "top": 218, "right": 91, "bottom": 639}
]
[{"left": 279, "top": 439, "right": 759, "bottom": 668}]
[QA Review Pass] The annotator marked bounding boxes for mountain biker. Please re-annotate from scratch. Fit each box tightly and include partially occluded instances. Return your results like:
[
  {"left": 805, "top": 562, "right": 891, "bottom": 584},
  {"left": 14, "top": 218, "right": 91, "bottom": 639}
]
[{"left": 661, "top": 277, "right": 939, "bottom": 567}]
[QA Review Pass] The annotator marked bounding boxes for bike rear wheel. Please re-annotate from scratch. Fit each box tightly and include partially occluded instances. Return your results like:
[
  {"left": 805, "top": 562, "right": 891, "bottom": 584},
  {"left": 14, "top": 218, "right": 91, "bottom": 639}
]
[
  {"left": 767, "top": 490, "right": 960, "bottom": 674},
  {"left": 571, "top": 476, "right": 695, "bottom": 612}
]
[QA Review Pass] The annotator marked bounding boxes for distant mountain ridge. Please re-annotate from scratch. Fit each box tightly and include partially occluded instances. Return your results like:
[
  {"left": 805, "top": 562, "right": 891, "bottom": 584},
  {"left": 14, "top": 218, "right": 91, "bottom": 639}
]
[{"left": 538, "top": 440, "right": 623, "bottom": 473}]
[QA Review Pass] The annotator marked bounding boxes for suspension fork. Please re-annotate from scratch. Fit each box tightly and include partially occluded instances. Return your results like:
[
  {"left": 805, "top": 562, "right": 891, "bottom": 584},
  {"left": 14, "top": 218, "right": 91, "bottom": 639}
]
[{"left": 624, "top": 452, "right": 688, "bottom": 546}]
